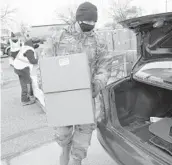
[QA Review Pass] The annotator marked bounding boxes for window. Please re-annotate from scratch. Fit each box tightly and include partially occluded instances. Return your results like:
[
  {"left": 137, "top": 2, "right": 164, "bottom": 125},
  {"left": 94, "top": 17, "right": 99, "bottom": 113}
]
[{"left": 161, "top": 37, "right": 172, "bottom": 48}]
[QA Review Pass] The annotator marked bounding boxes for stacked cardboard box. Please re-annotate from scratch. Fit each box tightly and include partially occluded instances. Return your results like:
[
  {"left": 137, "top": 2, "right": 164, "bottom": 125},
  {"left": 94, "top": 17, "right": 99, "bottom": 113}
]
[{"left": 39, "top": 53, "right": 95, "bottom": 127}]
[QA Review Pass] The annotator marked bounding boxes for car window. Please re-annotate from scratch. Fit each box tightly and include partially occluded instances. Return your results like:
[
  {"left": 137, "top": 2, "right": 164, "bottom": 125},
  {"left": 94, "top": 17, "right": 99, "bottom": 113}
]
[
  {"left": 161, "top": 37, "right": 172, "bottom": 48},
  {"left": 149, "top": 25, "right": 170, "bottom": 44}
]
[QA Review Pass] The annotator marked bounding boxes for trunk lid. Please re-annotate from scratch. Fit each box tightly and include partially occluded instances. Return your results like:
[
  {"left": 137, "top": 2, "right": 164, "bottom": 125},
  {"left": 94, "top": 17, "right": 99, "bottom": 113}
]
[
  {"left": 120, "top": 12, "right": 172, "bottom": 64},
  {"left": 119, "top": 12, "right": 172, "bottom": 90}
]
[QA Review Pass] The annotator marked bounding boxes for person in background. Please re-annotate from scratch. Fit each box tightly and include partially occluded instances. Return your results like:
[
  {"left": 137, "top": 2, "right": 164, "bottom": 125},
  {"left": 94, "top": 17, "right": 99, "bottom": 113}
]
[
  {"left": 13, "top": 39, "right": 39, "bottom": 106},
  {"left": 8, "top": 32, "right": 23, "bottom": 66},
  {"left": 52, "top": 2, "right": 113, "bottom": 165}
]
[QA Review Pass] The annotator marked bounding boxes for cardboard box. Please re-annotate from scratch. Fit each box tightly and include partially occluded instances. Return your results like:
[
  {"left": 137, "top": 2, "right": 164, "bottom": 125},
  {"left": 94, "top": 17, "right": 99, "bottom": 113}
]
[
  {"left": 39, "top": 53, "right": 91, "bottom": 93},
  {"left": 39, "top": 53, "right": 95, "bottom": 126},
  {"left": 45, "top": 89, "right": 95, "bottom": 127}
]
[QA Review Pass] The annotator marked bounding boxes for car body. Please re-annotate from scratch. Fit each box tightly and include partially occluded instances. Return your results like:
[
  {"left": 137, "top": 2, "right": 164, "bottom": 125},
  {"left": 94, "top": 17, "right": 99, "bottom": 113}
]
[
  {"left": 97, "top": 12, "right": 172, "bottom": 165},
  {"left": 0, "top": 42, "right": 10, "bottom": 58}
]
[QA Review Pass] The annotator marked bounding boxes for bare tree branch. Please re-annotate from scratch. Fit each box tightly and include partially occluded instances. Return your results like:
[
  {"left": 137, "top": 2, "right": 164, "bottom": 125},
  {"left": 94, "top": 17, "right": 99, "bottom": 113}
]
[
  {"left": 109, "top": 0, "right": 142, "bottom": 29},
  {"left": 19, "top": 22, "right": 30, "bottom": 40},
  {"left": 56, "top": 6, "right": 77, "bottom": 25},
  {"left": 57, "top": 13, "right": 72, "bottom": 24},
  {"left": 1, "top": 4, "right": 17, "bottom": 28}
]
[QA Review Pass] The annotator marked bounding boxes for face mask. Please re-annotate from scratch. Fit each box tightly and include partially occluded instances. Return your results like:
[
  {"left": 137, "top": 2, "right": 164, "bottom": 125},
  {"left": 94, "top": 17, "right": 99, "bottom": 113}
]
[
  {"left": 33, "top": 44, "right": 39, "bottom": 49},
  {"left": 12, "top": 39, "right": 18, "bottom": 43},
  {"left": 79, "top": 22, "right": 95, "bottom": 32}
]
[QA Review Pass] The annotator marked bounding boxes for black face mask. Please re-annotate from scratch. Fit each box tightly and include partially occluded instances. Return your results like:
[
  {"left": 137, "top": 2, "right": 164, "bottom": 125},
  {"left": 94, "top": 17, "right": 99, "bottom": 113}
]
[
  {"left": 12, "top": 39, "right": 18, "bottom": 43},
  {"left": 79, "top": 22, "right": 95, "bottom": 32},
  {"left": 33, "top": 44, "right": 39, "bottom": 49}
]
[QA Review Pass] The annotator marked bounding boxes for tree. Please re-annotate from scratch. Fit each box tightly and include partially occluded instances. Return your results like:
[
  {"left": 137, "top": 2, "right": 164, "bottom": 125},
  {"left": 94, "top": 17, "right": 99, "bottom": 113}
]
[
  {"left": 109, "top": 0, "right": 142, "bottom": 28},
  {"left": 20, "top": 22, "right": 30, "bottom": 40},
  {"left": 44, "top": 6, "right": 77, "bottom": 56},
  {"left": 0, "top": 4, "right": 17, "bottom": 28},
  {"left": 56, "top": 6, "right": 77, "bottom": 25}
]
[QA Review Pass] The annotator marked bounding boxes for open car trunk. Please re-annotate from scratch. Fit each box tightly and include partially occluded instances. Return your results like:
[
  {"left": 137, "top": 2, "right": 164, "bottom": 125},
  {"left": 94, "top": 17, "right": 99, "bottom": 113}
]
[{"left": 113, "top": 79, "right": 172, "bottom": 156}]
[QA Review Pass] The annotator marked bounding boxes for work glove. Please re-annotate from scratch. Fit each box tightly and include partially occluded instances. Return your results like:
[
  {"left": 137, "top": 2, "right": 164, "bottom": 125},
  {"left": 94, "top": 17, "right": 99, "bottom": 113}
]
[{"left": 92, "top": 80, "right": 101, "bottom": 98}]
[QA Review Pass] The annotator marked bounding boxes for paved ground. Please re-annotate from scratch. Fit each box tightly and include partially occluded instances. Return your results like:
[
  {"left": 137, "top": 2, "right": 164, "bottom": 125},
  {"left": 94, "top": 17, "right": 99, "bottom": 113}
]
[
  {"left": 2, "top": 131, "right": 116, "bottom": 165},
  {"left": 1, "top": 80, "right": 52, "bottom": 159},
  {"left": 1, "top": 58, "right": 18, "bottom": 82},
  {"left": 1, "top": 57, "right": 117, "bottom": 165}
]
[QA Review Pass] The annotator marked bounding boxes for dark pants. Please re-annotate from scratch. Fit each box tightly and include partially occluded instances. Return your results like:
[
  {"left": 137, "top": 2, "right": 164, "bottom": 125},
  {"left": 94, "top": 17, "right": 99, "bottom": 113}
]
[{"left": 14, "top": 67, "right": 34, "bottom": 102}]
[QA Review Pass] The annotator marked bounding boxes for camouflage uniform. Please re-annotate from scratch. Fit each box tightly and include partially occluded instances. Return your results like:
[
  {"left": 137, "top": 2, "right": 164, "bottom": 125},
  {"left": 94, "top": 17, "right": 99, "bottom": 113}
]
[{"left": 50, "top": 24, "right": 113, "bottom": 161}]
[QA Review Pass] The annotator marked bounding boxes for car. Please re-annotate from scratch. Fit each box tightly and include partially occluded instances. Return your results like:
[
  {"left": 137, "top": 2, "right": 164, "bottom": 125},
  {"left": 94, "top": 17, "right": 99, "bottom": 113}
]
[
  {"left": 0, "top": 42, "right": 10, "bottom": 58},
  {"left": 0, "top": 36, "right": 45, "bottom": 59},
  {"left": 97, "top": 12, "right": 172, "bottom": 165}
]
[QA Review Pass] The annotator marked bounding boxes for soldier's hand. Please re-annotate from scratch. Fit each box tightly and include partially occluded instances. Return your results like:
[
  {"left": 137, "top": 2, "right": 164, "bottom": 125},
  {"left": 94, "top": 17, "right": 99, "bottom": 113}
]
[{"left": 92, "top": 81, "right": 101, "bottom": 98}]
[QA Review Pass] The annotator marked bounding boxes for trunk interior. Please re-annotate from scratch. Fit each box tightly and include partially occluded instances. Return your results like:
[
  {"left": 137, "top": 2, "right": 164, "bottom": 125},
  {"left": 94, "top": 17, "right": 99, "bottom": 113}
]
[{"left": 114, "top": 79, "right": 172, "bottom": 156}]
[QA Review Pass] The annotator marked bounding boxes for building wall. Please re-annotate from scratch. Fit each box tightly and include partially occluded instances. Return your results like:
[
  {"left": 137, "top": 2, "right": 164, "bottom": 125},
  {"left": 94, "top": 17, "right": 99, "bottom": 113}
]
[
  {"left": 97, "top": 28, "right": 138, "bottom": 83},
  {"left": 29, "top": 24, "right": 67, "bottom": 39},
  {"left": 97, "top": 28, "right": 137, "bottom": 51}
]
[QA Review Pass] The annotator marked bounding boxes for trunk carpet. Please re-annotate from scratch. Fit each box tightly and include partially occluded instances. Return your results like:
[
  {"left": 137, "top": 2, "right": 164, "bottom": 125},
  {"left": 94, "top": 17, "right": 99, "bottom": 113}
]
[
  {"left": 149, "top": 136, "right": 172, "bottom": 155},
  {"left": 125, "top": 122, "right": 172, "bottom": 156},
  {"left": 149, "top": 118, "right": 172, "bottom": 144},
  {"left": 124, "top": 120, "right": 154, "bottom": 142},
  {"left": 131, "top": 124, "right": 155, "bottom": 142}
]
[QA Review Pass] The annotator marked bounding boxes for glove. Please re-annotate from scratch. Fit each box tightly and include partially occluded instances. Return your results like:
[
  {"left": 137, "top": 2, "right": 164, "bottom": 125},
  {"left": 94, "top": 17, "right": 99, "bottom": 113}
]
[{"left": 92, "top": 80, "right": 101, "bottom": 98}]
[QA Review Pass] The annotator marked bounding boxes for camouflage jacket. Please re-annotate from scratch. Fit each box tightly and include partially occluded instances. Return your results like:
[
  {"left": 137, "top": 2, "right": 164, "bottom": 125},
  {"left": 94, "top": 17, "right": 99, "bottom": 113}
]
[{"left": 45, "top": 24, "right": 113, "bottom": 89}]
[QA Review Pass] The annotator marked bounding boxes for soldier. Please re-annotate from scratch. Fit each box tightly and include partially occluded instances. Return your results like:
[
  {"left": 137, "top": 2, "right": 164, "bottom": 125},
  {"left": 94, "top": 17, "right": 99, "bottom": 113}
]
[{"left": 52, "top": 2, "right": 113, "bottom": 165}]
